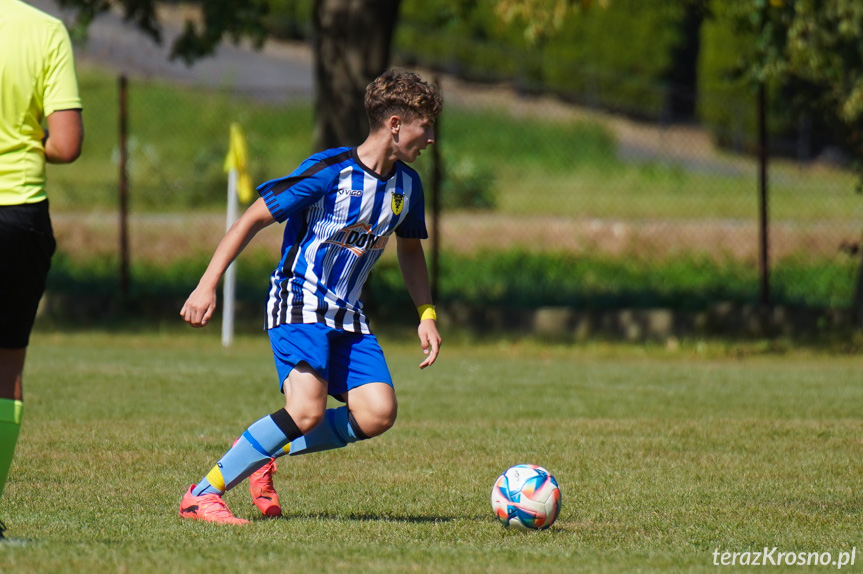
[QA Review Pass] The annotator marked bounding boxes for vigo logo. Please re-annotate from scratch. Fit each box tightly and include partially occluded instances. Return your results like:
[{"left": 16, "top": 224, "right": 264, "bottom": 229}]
[
  {"left": 338, "top": 188, "right": 363, "bottom": 197},
  {"left": 325, "top": 223, "right": 388, "bottom": 256}
]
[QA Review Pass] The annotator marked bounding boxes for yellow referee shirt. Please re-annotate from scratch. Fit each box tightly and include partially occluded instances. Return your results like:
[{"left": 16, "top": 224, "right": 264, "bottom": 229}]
[{"left": 0, "top": 0, "right": 82, "bottom": 205}]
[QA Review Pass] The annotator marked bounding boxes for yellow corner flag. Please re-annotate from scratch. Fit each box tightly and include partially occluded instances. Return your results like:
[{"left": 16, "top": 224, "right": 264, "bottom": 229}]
[{"left": 224, "top": 122, "right": 254, "bottom": 203}]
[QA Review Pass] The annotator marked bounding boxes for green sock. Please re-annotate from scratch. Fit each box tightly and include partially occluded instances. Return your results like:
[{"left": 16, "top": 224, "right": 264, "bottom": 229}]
[{"left": 0, "top": 399, "right": 23, "bottom": 500}]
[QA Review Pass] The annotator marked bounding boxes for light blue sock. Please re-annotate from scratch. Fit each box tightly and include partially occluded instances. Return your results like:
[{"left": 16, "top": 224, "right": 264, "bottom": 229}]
[
  {"left": 284, "top": 406, "right": 367, "bottom": 457},
  {"left": 193, "top": 409, "right": 301, "bottom": 496}
]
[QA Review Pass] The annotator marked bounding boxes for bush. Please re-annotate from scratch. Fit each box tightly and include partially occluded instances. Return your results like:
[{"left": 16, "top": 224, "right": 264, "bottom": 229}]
[
  {"left": 44, "top": 248, "right": 857, "bottom": 328},
  {"left": 696, "top": 0, "right": 829, "bottom": 157},
  {"left": 396, "top": 0, "right": 694, "bottom": 119}
]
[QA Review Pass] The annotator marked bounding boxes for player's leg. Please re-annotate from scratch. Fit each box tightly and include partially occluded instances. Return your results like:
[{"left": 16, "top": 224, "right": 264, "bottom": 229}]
[
  {"left": 195, "top": 382, "right": 316, "bottom": 497},
  {"left": 284, "top": 382, "right": 396, "bottom": 456},
  {"left": 0, "top": 208, "right": 53, "bottom": 537},
  {"left": 243, "top": 362, "right": 329, "bottom": 517},
  {"left": 286, "top": 330, "right": 395, "bottom": 456},
  {"left": 179, "top": 365, "right": 325, "bottom": 523},
  {"left": 343, "top": 381, "right": 398, "bottom": 437},
  {"left": 0, "top": 349, "right": 25, "bottom": 401},
  {"left": 0, "top": 349, "right": 26, "bottom": 505}
]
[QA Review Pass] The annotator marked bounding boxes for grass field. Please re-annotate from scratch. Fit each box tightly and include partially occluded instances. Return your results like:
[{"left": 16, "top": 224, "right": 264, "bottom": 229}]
[{"left": 2, "top": 330, "right": 861, "bottom": 573}]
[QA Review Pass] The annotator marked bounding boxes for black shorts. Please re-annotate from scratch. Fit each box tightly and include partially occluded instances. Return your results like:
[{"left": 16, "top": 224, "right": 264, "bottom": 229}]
[{"left": 0, "top": 200, "right": 56, "bottom": 348}]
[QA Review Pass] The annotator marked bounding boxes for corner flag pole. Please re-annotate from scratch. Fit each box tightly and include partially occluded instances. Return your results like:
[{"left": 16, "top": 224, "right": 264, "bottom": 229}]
[
  {"left": 222, "top": 167, "right": 239, "bottom": 348},
  {"left": 222, "top": 123, "right": 253, "bottom": 348}
]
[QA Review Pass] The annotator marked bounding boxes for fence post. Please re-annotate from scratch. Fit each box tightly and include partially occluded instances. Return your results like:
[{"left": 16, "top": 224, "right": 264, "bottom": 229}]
[
  {"left": 118, "top": 74, "right": 130, "bottom": 300},
  {"left": 430, "top": 75, "right": 442, "bottom": 303},
  {"left": 757, "top": 81, "right": 770, "bottom": 307},
  {"left": 855, "top": 234, "right": 863, "bottom": 327}
]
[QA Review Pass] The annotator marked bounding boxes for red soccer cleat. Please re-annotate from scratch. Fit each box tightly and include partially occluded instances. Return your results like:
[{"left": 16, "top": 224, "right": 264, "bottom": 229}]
[
  {"left": 249, "top": 458, "right": 282, "bottom": 517},
  {"left": 178, "top": 485, "right": 250, "bottom": 525}
]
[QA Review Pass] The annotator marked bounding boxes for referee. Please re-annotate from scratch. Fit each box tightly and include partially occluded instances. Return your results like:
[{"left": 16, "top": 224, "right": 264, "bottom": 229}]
[{"left": 0, "top": 0, "right": 84, "bottom": 539}]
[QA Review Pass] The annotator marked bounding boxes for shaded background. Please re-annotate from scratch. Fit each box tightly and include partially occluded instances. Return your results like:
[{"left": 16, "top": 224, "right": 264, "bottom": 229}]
[{"left": 28, "top": 0, "right": 863, "bottom": 339}]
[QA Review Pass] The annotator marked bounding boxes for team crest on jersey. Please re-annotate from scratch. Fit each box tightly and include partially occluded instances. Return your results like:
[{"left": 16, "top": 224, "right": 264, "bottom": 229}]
[
  {"left": 391, "top": 192, "right": 405, "bottom": 215},
  {"left": 325, "top": 222, "right": 388, "bottom": 257}
]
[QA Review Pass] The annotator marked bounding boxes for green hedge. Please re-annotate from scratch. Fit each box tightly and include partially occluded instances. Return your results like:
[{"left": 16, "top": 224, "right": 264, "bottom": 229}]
[
  {"left": 396, "top": 0, "right": 691, "bottom": 119},
  {"left": 263, "top": 1, "right": 694, "bottom": 119},
  {"left": 696, "top": 1, "right": 799, "bottom": 153},
  {"left": 262, "top": 1, "right": 833, "bottom": 154},
  {"left": 46, "top": 249, "right": 857, "bottom": 325}
]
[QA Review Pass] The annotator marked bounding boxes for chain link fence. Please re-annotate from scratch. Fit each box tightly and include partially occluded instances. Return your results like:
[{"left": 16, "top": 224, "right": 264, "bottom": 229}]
[{"left": 44, "top": 62, "right": 863, "bottom": 334}]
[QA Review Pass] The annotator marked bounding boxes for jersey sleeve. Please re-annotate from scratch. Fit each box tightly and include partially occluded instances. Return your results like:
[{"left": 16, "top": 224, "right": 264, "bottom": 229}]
[
  {"left": 257, "top": 163, "right": 334, "bottom": 223},
  {"left": 395, "top": 174, "right": 428, "bottom": 239},
  {"left": 42, "top": 22, "right": 82, "bottom": 116}
]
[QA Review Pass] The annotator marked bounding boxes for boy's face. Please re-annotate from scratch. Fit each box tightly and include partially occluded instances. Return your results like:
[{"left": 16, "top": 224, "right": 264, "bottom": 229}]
[{"left": 393, "top": 116, "right": 435, "bottom": 163}]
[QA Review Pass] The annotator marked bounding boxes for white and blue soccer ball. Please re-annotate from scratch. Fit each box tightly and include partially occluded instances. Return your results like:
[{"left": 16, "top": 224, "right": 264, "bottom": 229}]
[{"left": 490, "top": 464, "right": 561, "bottom": 531}]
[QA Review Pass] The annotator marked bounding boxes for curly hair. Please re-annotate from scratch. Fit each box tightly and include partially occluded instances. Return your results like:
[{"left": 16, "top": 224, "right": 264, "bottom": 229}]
[{"left": 364, "top": 69, "right": 443, "bottom": 131}]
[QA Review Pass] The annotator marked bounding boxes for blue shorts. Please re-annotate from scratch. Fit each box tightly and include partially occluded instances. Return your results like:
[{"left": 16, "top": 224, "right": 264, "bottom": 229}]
[{"left": 268, "top": 323, "right": 393, "bottom": 400}]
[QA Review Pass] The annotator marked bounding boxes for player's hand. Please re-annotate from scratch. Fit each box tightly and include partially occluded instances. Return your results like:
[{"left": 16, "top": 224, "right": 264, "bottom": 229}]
[
  {"left": 180, "top": 286, "right": 217, "bottom": 328},
  {"left": 418, "top": 319, "right": 441, "bottom": 369}
]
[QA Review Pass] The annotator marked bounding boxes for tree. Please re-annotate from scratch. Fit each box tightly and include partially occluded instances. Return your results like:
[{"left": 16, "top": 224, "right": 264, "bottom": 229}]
[
  {"left": 58, "top": 0, "right": 401, "bottom": 150},
  {"left": 775, "top": 0, "right": 863, "bottom": 322},
  {"left": 498, "top": 0, "right": 863, "bottom": 169},
  {"left": 500, "top": 0, "right": 863, "bottom": 320},
  {"left": 311, "top": 0, "right": 401, "bottom": 148}
]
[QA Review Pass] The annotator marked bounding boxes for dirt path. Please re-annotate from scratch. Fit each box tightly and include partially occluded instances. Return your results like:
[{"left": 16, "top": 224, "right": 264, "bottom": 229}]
[{"left": 52, "top": 212, "right": 858, "bottom": 264}]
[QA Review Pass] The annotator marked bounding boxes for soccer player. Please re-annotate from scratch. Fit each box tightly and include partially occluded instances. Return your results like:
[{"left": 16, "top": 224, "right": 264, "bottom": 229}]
[
  {"left": 0, "top": 0, "right": 84, "bottom": 539},
  {"left": 178, "top": 69, "right": 443, "bottom": 524}
]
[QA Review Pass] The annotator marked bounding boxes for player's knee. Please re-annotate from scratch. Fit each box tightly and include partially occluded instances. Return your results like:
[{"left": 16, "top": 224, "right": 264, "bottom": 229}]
[
  {"left": 289, "top": 407, "right": 324, "bottom": 435},
  {"left": 355, "top": 402, "right": 397, "bottom": 438}
]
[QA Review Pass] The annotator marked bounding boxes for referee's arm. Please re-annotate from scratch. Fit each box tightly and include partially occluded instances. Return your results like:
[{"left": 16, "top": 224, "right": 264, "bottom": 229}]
[{"left": 44, "top": 109, "right": 83, "bottom": 163}]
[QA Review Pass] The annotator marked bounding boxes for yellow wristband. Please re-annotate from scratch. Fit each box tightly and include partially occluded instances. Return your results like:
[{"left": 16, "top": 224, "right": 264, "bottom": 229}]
[{"left": 418, "top": 304, "right": 437, "bottom": 321}]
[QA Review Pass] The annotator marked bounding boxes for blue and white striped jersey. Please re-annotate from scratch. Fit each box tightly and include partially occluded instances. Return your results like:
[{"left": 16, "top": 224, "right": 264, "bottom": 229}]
[{"left": 258, "top": 147, "right": 428, "bottom": 333}]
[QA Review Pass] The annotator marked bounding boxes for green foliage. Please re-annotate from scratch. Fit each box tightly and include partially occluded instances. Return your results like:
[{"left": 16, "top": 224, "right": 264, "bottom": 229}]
[
  {"left": 44, "top": 248, "right": 858, "bottom": 330},
  {"left": 441, "top": 108, "right": 617, "bottom": 171},
  {"left": 413, "top": 152, "right": 498, "bottom": 211},
  {"left": 441, "top": 156, "right": 498, "bottom": 210},
  {"left": 698, "top": 0, "right": 863, "bottom": 165},
  {"left": 413, "top": 106, "right": 618, "bottom": 212},
  {"left": 696, "top": 5, "right": 757, "bottom": 151},
  {"left": 366, "top": 250, "right": 856, "bottom": 318},
  {"left": 785, "top": 0, "right": 863, "bottom": 124},
  {"left": 697, "top": 1, "right": 810, "bottom": 153},
  {"left": 46, "top": 66, "right": 314, "bottom": 211},
  {"left": 538, "top": 0, "right": 685, "bottom": 116},
  {"left": 60, "top": 0, "right": 269, "bottom": 64},
  {"left": 51, "top": 66, "right": 623, "bottom": 212},
  {"left": 396, "top": 0, "right": 691, "bottom": 118},
  {"left": 263, "top": 0, "right": 314, "bottom": 39}
]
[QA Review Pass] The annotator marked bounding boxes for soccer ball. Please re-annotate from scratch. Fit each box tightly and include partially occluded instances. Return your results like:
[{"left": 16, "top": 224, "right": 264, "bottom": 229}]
[{"left": 490, "top": 464, "right": 561, "bottom": 531}]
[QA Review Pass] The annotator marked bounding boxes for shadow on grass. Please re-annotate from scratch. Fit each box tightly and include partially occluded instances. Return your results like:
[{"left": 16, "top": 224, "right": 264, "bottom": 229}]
[{"left": 260, "top": 511, "right": 461, "bottom": 524}]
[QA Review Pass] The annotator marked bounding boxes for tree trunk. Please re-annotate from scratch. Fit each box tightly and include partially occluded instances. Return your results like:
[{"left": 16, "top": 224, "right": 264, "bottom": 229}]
[{"left": 312, "top": 0, "right": 402, "bottom": 150}]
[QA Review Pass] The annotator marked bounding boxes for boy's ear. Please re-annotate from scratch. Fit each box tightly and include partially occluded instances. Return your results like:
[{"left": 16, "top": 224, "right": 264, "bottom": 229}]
[{"left": 388, "top": 115, "right": 401, "bottom": 134}]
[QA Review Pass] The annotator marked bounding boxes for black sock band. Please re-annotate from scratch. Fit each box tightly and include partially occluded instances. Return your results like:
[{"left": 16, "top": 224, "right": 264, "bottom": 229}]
[
  {"left": 347, "top": 410, "right": 371, "bottom": 441},
  {"left": 270, "top": 409, "right": 303, "bottom": 441}
]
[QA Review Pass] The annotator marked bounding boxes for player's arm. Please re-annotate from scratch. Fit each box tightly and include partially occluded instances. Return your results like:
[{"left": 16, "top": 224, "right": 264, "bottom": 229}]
[
  {"left": 181, "top": 197, "right": 275, "bottom": 327},
  {"left": 44, "top": 109, "right": 83, "bottom": 164},
  {"left": 396, "top": 236, "right": 441, "bottom": 369}
]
